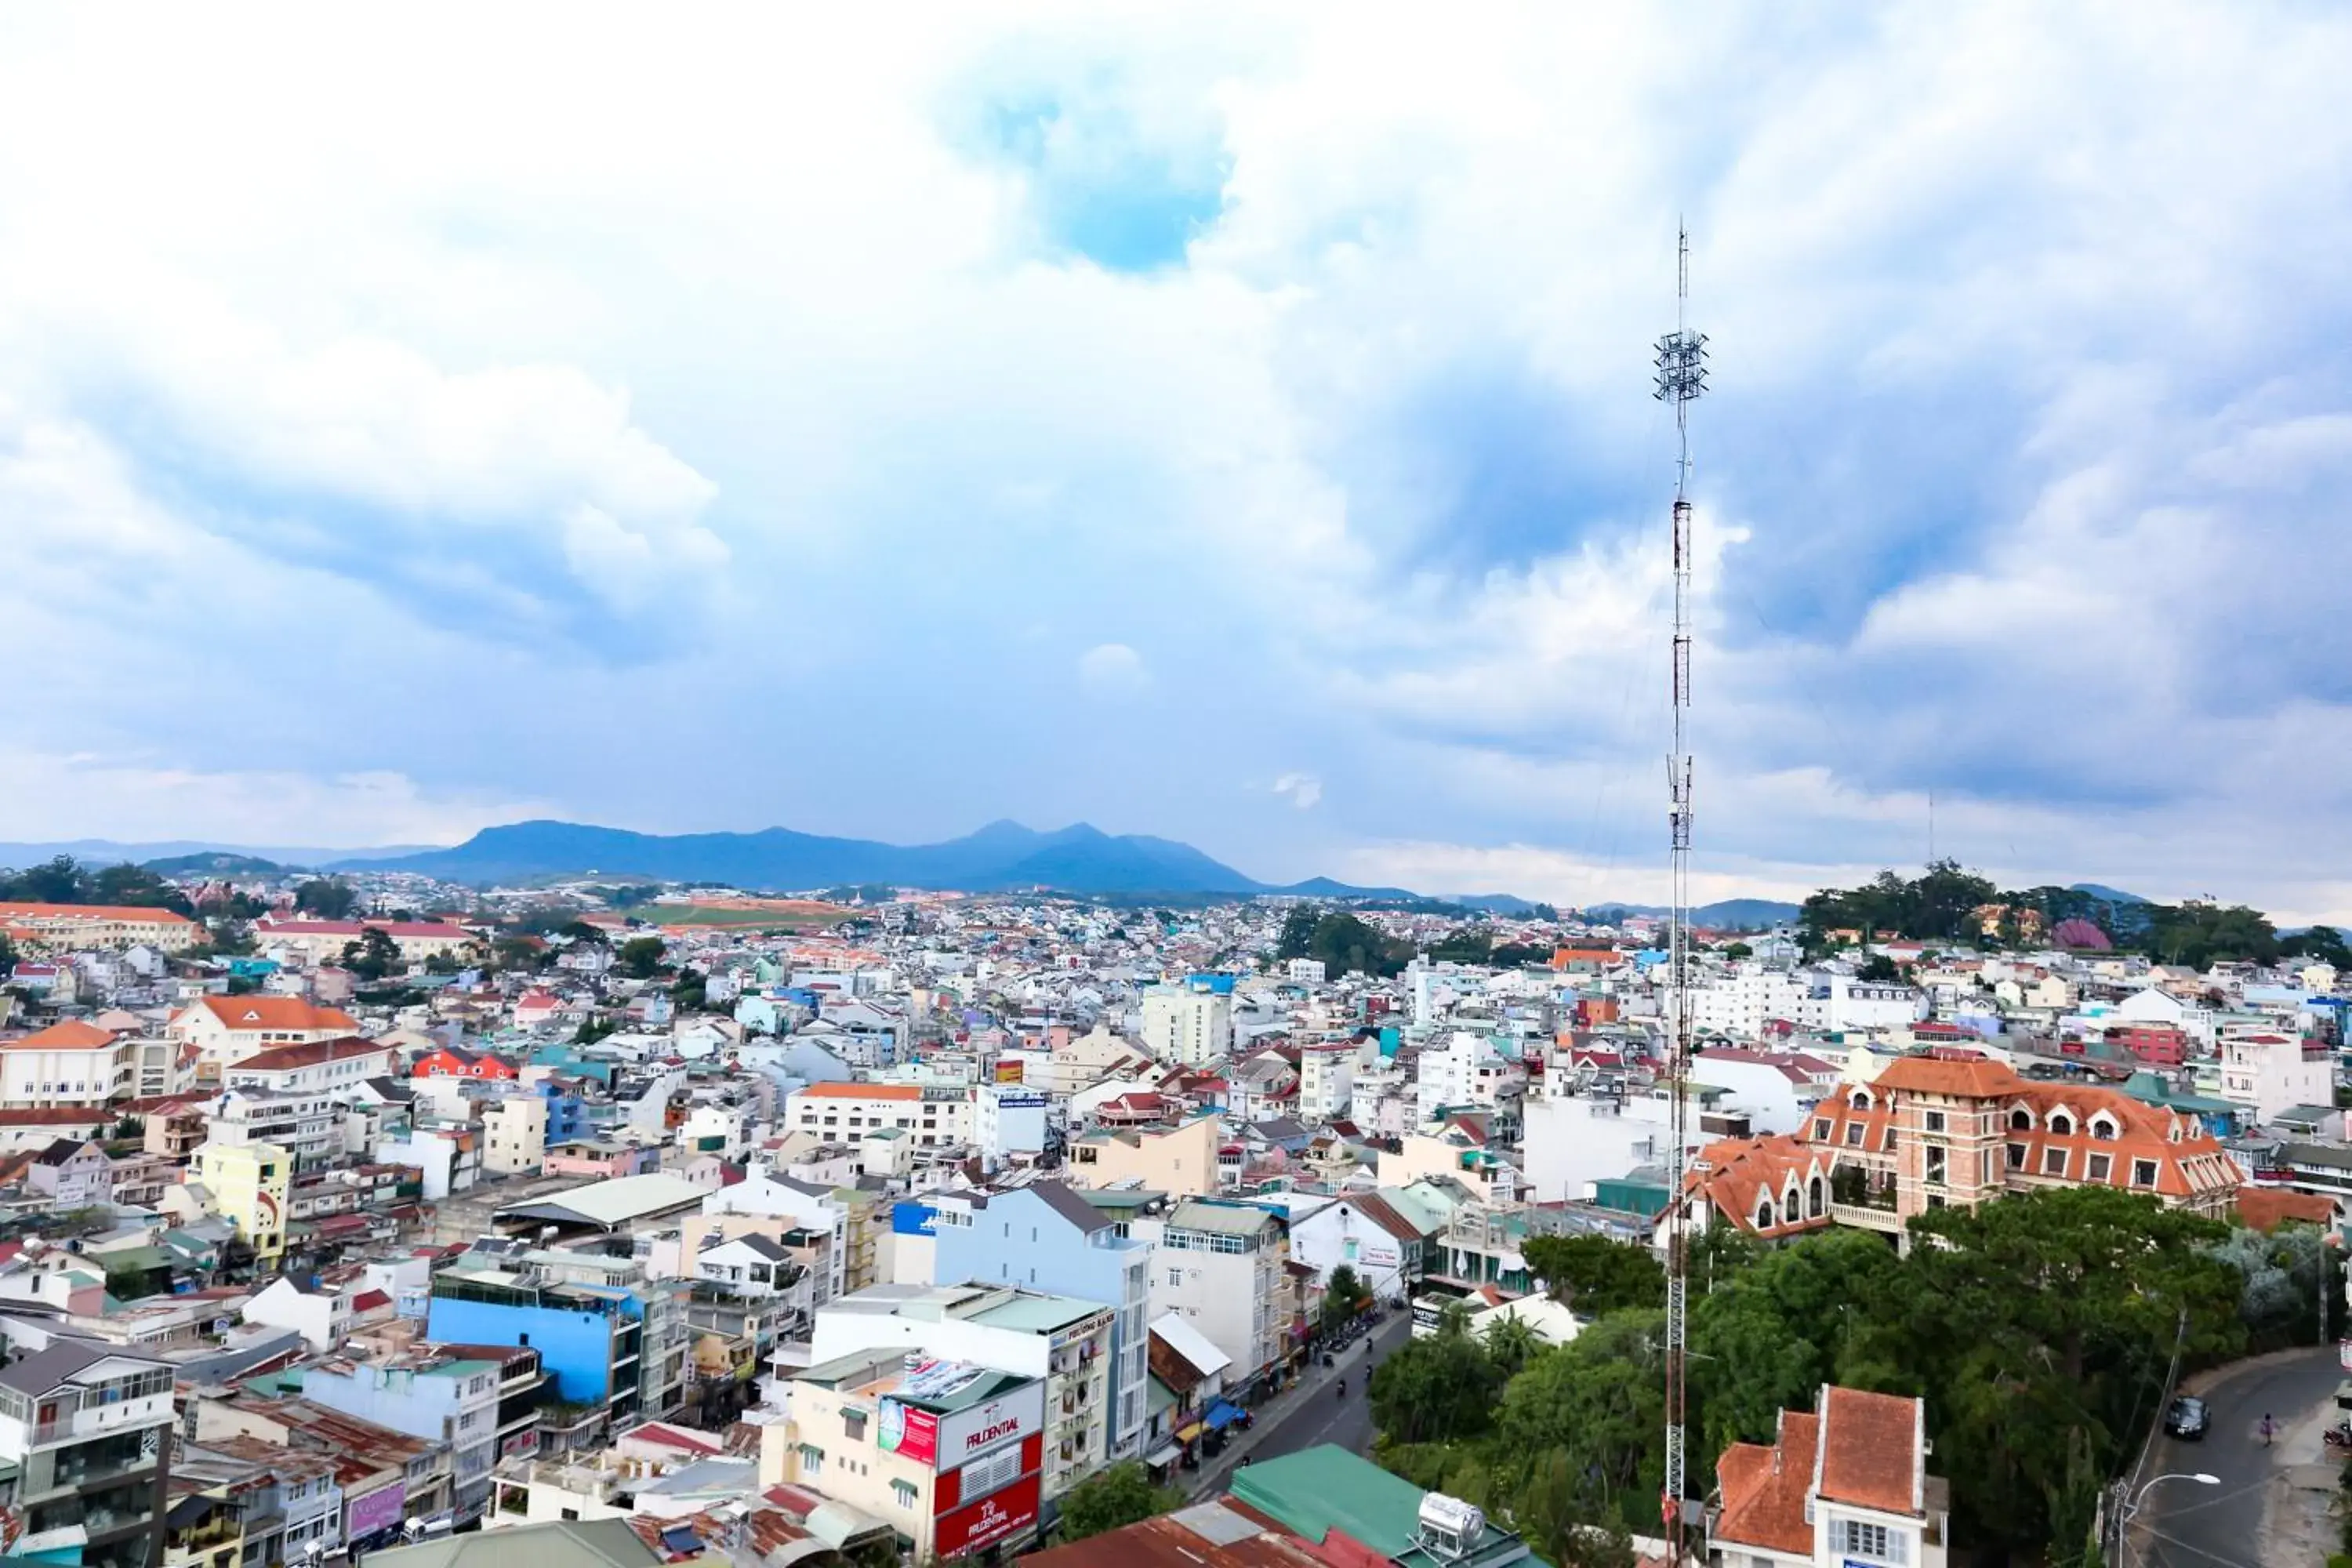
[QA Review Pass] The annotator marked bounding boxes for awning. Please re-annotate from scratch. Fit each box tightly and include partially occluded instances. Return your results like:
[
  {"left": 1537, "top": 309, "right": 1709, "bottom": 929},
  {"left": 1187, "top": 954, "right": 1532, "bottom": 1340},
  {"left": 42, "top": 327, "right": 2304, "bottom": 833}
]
[
  {"left": 1145, "top": 1444, "right": 1183, "bottom": 1468},
  {"left": 1204, "top": 1399, "right": 1247, "bottom": 1431},
  {"left": 1174, "top": 1422, "right": 1205, "bottom": 1443}
]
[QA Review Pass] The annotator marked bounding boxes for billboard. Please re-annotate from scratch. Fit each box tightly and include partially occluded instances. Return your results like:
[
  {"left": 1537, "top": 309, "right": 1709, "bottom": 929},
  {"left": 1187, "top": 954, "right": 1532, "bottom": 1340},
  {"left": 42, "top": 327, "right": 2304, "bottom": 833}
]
[
  {"left": 348, "top": 1484, "right": 406, "bottom": 1541},
  {"left": 935, "top": 1381, "right": 1045, "bottom": 1464},
  {"left": 891, "top": 1200, "right": 938, "bottom": 1236},
  {"left": 993, "top": 1058, "right": 1024, "bottom": 1083},
  {"left": 877, "top": 1398, "right": 941, "bottom": 1467},
  {"left": 933, "top": 1472, "right": 1040, "bottom": 1558}
]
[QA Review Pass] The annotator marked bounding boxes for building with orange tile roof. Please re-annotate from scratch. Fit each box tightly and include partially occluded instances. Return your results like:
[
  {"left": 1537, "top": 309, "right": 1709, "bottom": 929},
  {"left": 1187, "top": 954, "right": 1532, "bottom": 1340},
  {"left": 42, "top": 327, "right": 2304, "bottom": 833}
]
[
  {"left": 0, "top": 900, "right": 200, "bottom": 953},
  {"left": 0, "top": 1018, "right": 132, "bottom": 1108},
  {"left": 1713, "top": 1385, "right": 1947, "bottom": 1568},
  {"left": 1675, "top": 1051, "right": 2246, "bottom": 1243},
  {"left": 167, "top": 994, "right": 362, "bottom": 1080}
]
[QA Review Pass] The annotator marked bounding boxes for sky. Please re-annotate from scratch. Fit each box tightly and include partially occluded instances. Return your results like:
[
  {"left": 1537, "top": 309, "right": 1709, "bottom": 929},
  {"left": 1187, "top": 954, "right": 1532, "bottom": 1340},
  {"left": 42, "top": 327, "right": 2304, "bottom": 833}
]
[{"left": 5, "top": 5, "right": 2352, "bottom": 919}]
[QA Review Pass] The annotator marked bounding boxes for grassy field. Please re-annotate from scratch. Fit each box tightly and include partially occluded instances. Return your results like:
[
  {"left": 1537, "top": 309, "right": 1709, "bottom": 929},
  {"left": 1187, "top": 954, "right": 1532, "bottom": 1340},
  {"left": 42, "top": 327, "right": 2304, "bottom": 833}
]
[{"left": 651, "top": 898, "right": 846, "bottom": 931}]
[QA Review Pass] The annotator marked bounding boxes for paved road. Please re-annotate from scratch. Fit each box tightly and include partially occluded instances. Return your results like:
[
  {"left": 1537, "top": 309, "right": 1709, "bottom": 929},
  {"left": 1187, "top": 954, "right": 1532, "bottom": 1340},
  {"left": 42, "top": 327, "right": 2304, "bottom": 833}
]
[
  {"left": 2139, "top": 1346, "right": 2343, "bottom": 1568},
  {"left": 1189, "top": 1312, "right": 1414, "bottom": 1496}
]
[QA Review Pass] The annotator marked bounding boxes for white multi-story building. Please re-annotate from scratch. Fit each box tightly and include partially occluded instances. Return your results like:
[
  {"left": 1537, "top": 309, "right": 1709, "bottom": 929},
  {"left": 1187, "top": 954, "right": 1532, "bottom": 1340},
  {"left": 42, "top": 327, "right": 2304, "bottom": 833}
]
[
  {"left": 207, "top": 1086, "right": 343, "bottom": 1170},
  {"left": 809, "top": 1283, "right": 1116, "bottom": 1501},
  {"left": 1139, "top": 977, "right": 1234, "bottom": 1066},
  {"left": 0, "top": 1021, "right": 130, "bottom": 1109},
  {"left": 1685, "top": 966, "right": 1812, "bottom": 1040},
  {"left": 1415, "top": 1030, "right": 1511, "bottom": 1121},
  {"left": 483, "top": 1094, "right": 547, "bottom": 1175},
  {"left": 1128, "top": 1200, "right": 1288, "bottom": 1388},
  {"left": 2219, "top": 1026, "right": 2332, "bottom": 1124},
  {"left": 1803, "top": 975, "right": 1928, "bottom": 1033},
  {"left": 1298, "top": 1040, "right": 1356, "bottom": 1123}
]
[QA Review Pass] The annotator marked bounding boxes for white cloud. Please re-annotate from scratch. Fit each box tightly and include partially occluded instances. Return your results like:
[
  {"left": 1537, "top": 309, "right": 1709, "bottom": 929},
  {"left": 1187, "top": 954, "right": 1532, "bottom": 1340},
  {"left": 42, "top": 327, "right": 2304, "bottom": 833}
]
[
  {"left": 1272, "top": 773, "right": 1323, "bottom": 810},
  {"left": 0, "top": 750, "right": 544, "bottom": 850},
  {"left": 0, "top": 7, "right": 2346, "bottom": 912},
  {"left": 1076, "top": 643, "right": 1150, "bottom": 695}
]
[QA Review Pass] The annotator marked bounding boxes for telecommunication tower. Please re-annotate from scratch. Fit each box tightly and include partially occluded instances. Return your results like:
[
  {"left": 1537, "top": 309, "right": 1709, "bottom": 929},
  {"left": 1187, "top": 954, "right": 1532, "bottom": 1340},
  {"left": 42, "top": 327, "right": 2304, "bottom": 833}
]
[{"left": 1653, "top": 225, "right": 1708, "bottom": 1562}]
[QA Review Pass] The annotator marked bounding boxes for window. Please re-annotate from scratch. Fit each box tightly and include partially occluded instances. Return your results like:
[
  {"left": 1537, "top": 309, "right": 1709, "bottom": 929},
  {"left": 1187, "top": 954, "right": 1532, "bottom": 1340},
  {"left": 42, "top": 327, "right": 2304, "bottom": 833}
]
[
  {"left": 1833, "top": 1518, "right": 1903, "bottom": 1562},
  {"left": 1755, "top": 1196, "right": 1775, "bottom": 1229},
  {"left": 1923, "top": 1110, "right": 1945, "bottom": 1134},
  {"left": 2087, "top": 1153, "right": 2112, "bottom": 1181},
  {"left": 2006, "top": 1142, "right": 2026, "bottom": 1170},
  {"left": 2132, "top": 1159, "right": 2158, "bottom": 1188},
  {"left": 842, "top": 1410, "right": 867, "bottom": 1441},
  {"left": 797, "top": 1443, "right": 826, "bottom": 1476},
  {"left": 2042, "top": 1147, "right": 2067, "bottom": 1177},
  {"left": 2049, "top": 1114, "right": 2073, "bottom": 1137},
  {"left": 891, "top": 1479, "right": 918, "bottom": 1510},
  {"left": 1846, "top": 1124, "right": 1864, "bottom": 1147},
  {"left": 1925, "top": 1148, "right": 1945, "bottom": 1186},
  {"left": 1813, "top": 1119, "right": 1832, "bottom": 1141},
  {"left": 1167, "top": 1269, "right": 1183, "bottom": 1288}
]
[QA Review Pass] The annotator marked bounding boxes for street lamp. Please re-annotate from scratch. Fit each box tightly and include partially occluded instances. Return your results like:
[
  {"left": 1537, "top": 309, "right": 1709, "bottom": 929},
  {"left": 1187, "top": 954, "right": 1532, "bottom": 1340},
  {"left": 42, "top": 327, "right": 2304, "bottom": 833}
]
[{"left": 2119, "top": 1473, "right": 2220, "bottom": 1566}]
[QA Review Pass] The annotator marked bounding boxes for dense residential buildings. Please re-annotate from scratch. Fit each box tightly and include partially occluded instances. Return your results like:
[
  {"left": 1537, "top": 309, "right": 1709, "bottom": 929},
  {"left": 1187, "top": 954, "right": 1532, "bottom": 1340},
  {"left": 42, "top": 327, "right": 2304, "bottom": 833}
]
[{"left": 0, "top": 863, "right": 2338, "bottom": 1566}]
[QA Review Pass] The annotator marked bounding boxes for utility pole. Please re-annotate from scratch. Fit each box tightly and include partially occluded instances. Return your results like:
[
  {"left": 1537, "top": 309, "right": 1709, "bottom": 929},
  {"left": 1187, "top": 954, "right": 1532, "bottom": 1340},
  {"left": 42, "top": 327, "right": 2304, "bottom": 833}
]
[{"left": 1653, "top": 224, "right": 1708, "bottom": 1563}]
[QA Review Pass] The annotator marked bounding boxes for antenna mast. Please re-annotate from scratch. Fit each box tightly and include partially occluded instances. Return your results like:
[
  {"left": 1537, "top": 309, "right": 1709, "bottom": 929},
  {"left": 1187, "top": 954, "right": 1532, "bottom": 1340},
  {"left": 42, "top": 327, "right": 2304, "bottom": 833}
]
[{"left": 1653, "top": 223, "right": 1708, "bottom": 1563}]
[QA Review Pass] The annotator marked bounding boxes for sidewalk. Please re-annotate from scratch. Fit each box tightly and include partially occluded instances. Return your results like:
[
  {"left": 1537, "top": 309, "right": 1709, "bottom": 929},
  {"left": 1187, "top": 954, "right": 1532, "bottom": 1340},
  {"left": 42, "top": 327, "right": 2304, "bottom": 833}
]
[{"left": 1187, "top": 1313, "right": 1409, "bottom": 1498}]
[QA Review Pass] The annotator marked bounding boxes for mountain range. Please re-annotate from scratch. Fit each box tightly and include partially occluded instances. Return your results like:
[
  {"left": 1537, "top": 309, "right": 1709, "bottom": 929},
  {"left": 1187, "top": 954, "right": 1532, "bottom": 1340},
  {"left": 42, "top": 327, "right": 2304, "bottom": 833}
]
[{"left": 330, "top": 818, "right": 1388, "bottom": 898}]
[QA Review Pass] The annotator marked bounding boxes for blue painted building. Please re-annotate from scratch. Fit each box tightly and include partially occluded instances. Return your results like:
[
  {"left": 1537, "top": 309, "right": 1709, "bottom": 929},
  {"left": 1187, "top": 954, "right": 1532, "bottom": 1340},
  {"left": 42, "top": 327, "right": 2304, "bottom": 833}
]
[
  {"left": 426, "top": 1268, "right": 648, "bottom": 1450},
  {"left": 930, "top": 1183, "right": 1152, "bottom": 1461},
  {"left": 535, "top": 1078, "right": 590, "bottom": 1145}
]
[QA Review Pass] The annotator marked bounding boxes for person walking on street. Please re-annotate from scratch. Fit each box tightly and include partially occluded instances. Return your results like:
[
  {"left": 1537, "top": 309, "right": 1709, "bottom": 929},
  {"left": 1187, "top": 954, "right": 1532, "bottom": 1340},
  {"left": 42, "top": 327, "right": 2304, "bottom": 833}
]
[{"left": 2261, "top": 1412, "right": 2276, "bottom": 1447}]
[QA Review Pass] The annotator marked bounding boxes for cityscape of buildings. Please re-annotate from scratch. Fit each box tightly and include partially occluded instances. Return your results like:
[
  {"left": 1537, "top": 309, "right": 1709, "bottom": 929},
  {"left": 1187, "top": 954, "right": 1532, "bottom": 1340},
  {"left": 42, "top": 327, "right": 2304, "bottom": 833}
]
[{"left": 0, "top": 856, "right": 2339, "bottom": 1568}]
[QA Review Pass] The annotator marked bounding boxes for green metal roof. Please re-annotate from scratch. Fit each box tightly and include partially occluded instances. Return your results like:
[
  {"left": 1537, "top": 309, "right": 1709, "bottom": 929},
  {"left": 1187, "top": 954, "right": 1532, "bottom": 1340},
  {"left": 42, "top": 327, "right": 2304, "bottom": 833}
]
[
  {"left": 1229, "top": 1446, "right": 1530, "bottom": 1568},
  {"left": 969, "top": 1293, "right": 1106, "bottom": 1334}
]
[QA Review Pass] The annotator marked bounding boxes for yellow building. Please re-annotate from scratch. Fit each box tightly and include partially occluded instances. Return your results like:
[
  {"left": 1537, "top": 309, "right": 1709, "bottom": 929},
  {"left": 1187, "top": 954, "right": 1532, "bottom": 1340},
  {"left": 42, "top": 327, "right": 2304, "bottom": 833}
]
[
  {"left": 1067, "top": 1114, "right": 1222, "bottom": 1196},
  {"left": 188, "top": 1141, "right": 292, "bottom": 1266}
]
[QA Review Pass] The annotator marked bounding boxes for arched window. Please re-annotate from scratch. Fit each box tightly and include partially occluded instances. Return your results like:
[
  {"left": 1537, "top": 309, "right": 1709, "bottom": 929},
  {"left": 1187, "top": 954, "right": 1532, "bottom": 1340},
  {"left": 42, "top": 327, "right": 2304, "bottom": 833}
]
[
  {"left": 1808, "top": 1175, "right": 1824, "bottom": 1218},
  {"left": 1755, "top": 1196, "right": 1776, "bottom": 1229},
  {"left": 1850, "top": 1091, "right": 1873, "bottom": 1111},
  {"left": 2010, "top": 1109, "right": 2033, "bottom": 1131},
  {"left": 1785, "top": 1184, "right": 1803, "bottom": 1223},
  {"left": 2050, "top": 1113, "right": 2074, "bottom": 1137},
  {"left": 2089, "top": 1114, "right": 2118, "bottom": 1141}
]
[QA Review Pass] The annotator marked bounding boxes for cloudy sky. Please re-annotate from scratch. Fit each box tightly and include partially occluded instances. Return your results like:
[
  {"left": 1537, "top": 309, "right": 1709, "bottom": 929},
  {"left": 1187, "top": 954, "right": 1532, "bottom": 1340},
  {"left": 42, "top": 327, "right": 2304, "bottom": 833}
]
[{"left": 5, "top": 5, "right": 2351, "bottom": 918}]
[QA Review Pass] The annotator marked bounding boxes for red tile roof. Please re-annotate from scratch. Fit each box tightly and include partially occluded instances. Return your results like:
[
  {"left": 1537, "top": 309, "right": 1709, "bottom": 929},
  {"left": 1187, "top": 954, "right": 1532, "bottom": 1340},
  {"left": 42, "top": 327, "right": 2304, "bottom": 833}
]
[
  {"left": 0, "top": 1020, "right": 117, "bottom": 1051},
  {"left": 1817, "top": 1385, "right": 1922, "bottom": 1516},
  {"left": 1871, "top": 1054, "right": 2027, "bottom": 1098},
  {"left": 232, "top": 1035, "right": 390, "bottom": 1072},
  {"left": 2238, "top": 1186, "right": 2337, "bottom": 1233},
  {"left": 185, "top": 996, "right": 360, "bottom": 1033},
  {"left": 1715, "top": 1410, "right": 1818, "bottom": 1555}
]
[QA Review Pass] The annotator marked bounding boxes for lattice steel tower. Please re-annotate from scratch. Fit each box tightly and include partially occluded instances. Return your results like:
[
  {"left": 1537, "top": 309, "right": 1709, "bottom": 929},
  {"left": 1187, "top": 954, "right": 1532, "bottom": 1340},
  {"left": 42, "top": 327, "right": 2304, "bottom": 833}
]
[{"left": 1653, "top": 224, "right": 1708, "bottom": 1563}]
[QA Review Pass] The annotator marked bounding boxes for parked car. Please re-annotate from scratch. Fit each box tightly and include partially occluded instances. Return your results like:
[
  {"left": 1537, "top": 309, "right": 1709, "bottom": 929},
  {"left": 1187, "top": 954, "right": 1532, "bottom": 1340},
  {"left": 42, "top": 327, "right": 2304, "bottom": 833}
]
[{"left": 2164, "top": 1396, "right": 2209, "bottom": 1440}]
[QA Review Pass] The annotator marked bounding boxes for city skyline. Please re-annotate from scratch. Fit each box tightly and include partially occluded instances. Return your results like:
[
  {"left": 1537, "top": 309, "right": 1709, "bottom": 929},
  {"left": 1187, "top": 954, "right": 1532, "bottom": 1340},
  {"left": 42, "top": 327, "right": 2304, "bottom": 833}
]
[{"left": 5, "top": 8, "right": 2351, "bottom": 919}]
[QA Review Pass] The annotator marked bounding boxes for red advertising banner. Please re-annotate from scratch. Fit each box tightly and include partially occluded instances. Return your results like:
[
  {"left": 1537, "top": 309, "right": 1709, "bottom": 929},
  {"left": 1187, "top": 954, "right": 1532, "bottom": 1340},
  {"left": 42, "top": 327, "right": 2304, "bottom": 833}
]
[
  {"left": 933, "top": 1472, "right": 1040, "bottom": 1558},
  {"left": 879, "top": 1397, "right": 939, "bottom": 1467}
]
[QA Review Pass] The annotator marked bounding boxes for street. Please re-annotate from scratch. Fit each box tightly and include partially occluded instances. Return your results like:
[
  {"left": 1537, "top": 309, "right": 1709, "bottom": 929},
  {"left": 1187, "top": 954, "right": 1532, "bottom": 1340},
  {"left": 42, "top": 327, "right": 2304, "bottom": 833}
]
[
  {"left": 2139, "top": 1345, "right": 2343, "bottom": 1568},
  {"left": 1189, "top": 1310, "right": 1415, "bottom": 1496}
]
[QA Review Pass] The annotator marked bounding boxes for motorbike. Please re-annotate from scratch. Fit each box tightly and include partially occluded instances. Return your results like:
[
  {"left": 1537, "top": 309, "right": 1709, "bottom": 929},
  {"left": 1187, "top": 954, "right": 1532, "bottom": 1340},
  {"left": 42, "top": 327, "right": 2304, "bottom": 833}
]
[
  {"left": 2325, "top": 1425, "right": 2351, "bottom": 1449},
  {"left": 1336, "top": 1379, "right": 1347, "bottom": 1399}
]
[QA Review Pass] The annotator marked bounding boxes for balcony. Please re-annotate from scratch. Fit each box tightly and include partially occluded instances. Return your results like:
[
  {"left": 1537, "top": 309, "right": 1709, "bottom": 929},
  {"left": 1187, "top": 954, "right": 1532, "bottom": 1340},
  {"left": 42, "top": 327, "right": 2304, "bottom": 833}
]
[{"left": 1828, "top": 1202, "right": 1904, "bottom": 1235}]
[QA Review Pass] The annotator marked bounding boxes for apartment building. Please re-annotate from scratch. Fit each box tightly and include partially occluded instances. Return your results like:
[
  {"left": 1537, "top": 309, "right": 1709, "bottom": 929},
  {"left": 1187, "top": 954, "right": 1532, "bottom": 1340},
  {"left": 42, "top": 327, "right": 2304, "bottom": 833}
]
[
  {"left": 1066, "top": 1115, "right": 1220, "bottom": 1196},
  {"left": 929, "top": 1181, "right": 1152, "bottom": 1460},
  {"left": 788, "top": 1082, "right": 973, "bottom": 1150},
  {"left": 189, "top": 1140, "right": 293, "bottom": 1269},
  {"left": 0, "top": 1332, "right": 177, "bottom": 1568},
  {"left": 1127, "top": 1200, "right": 1290, "bottom": 1394},
  {"left": 809, "top": 1283, "right": 1116, "bottom": 1501},
  {"left": 297, "top": 1348, "right": 508, "bottom": 1525},
  {"left": 1140, "top": 975, "right": 1235, "bottom": 1065},
  {"left": 764, "top": 1350, "right": 1046, "bottom": 1560}
]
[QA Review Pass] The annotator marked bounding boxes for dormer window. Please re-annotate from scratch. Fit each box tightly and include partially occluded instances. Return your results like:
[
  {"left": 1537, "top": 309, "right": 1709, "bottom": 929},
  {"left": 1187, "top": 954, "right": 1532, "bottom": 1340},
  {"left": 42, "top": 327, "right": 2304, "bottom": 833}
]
[
  {"left": 2010, "top": 1109, "right": 2033, "bottom": 1131},
  {"left": 1850, "top": 1091, "right": 1872, "bottom": 1111},
  {"left": 2089, "top": 1114, "right": 2118, "bottom": 1142},
  {"left": 2049, "top": 1113, "right": 2074, "bottom": 1137},
  {"left": 1755, "top": 1196, "right": 1776, "bottom": 1229}
]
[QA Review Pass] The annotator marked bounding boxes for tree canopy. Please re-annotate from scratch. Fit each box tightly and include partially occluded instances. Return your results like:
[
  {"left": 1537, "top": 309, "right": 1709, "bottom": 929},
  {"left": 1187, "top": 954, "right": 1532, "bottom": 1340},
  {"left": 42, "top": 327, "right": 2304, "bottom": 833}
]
[
  {"left": 0, "top": 855, "right": 193, "bottom": 913},
  {"left": 1367, "top": 1188, "right": 2266, "bottom": 1559},
  {"left": 1275, "top": 908, "right": 1414, "bottom": 978},
  {"left": 1519, "top": 1234, "right": 1664, "bottom": 1316},
  {"left": 1053, "top": 1461, "right": 1187, "bottom": 1542},
  {"left": 293, "top": 877, "right": 360, "bottom": 920}
]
